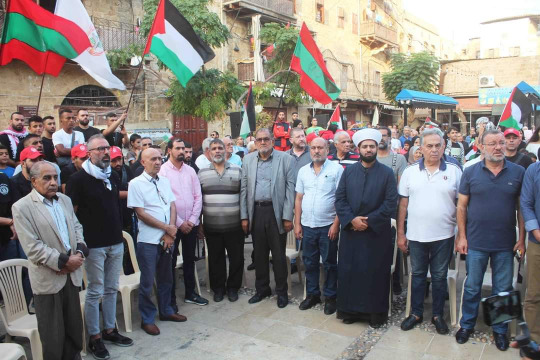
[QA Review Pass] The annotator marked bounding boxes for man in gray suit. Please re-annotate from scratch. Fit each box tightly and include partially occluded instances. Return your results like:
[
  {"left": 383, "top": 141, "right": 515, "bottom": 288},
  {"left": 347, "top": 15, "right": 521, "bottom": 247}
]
[
  {"left": 13, "top": 161, "right": 89, "bottom": 360},
  {"left": 241, "top": 128, "right": 295, "bottom": 308}
]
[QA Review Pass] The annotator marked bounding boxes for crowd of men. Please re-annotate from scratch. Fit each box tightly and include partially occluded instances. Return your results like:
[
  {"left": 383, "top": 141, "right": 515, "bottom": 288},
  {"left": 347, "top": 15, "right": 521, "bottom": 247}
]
[{"left": 0, "top": 108, "right": 539, "bottom": 360}]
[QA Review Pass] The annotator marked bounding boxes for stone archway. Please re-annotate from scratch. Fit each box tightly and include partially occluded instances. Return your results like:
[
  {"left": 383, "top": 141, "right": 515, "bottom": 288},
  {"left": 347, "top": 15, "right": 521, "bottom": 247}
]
[{"left": 61, "top": 85, "right": 121, "bottom": 126}]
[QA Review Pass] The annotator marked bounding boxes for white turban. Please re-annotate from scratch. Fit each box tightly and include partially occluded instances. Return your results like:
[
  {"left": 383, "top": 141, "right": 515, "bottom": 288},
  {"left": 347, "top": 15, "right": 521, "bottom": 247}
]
[{"left": 352, "top": 128, "right": 382, "bottom": 147}]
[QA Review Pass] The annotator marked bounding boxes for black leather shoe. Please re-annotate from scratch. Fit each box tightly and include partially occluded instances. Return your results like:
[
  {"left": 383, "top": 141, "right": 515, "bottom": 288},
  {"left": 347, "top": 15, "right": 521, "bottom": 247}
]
[
  {"left": 455, "top": 328, "right": 474, "bottom": 344},
  {"left": 493, "top": 332, "right": 509, "bottom": 351},
  {"left": 299, "top": 295, "right": 321, "bottom": 310},
  {"left": 431, "top": 316, "right": 449, "bottom": 335},
  {"left": 277, "top": 294, "right": 288, "bottom": 308},
  {"left": 248, "top": 291, "right": 271, "bottom": 304},
  {"left": 401, "top": 315, "right": 423, "bottom": 331},
  {"left": 227, "top": 289, "right": 239, "bottom": 302},
  {"left": 213, "top": 290, "right": 224, "bottom": 303},
  {"left": 324, "top": 298, "right": 337, "bottom": 315},
  {"left": 247, "top": 263, "right": 256, "bottom": 271}
]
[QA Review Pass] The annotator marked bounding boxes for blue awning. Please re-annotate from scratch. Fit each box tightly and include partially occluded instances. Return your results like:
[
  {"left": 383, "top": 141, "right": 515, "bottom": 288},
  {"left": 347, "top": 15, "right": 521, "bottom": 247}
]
[
  {"left": 395, "top": 89, "right": 458, "bottom": 109},
  {"left": 517, "top": 81, "right": 540, "bottom": 105}
]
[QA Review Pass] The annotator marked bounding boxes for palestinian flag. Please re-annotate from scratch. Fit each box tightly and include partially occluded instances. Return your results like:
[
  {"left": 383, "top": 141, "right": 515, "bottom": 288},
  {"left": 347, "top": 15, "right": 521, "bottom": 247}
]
[
  {"left": 499, "top": 87, "right": 532, "bottom": 130},
  {"left": 240, "top": 82, "right": 256, "bottom": 138},
  {"left": 144, "top": 0, "right": 215, "bottom": 87},
  {"left": 0, "top": 0, "right": 91, "bottom": 76},
  {"left": 328, "top": 104, "right": 343, "bottom": 129},
  {"left": 290, "top": 22, "right": 340, "bottom": 105}
]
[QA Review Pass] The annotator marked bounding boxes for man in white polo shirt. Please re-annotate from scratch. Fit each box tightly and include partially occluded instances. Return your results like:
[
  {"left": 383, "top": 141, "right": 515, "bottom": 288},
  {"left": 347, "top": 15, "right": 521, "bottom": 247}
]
[{"left": 397, "top": 128, "right": 462, "bottom": 335}]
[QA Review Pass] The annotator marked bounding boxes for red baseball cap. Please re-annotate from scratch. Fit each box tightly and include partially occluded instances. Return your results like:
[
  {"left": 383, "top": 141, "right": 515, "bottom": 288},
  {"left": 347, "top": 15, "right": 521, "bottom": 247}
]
[
  {"left": 110, "top": 146, "right": 123, "bottom": 159},
  {"left": 20, "top": 146, "right": 43, "bottom": 162},
  {"left": 306, "top": 132, "right": 317, "bottom": 144},
  {"left": 503, "top": 128, "right": 520, "bottom": 137},
  {"left": 71, "top": 144, "right": 88, "bottom": 159}
]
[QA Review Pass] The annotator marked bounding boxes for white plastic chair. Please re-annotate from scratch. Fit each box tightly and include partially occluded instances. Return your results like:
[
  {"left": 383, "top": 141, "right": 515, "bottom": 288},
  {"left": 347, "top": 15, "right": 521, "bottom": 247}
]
[
  {"left": 405, "top": 248, "right": 461, "bottom": 326},
  {"left": 118, "top": 231, "right": 140, "bottom": 333},
  {"left": 389, "top": 219, "right": 398, "bottom": 316},
  {"left": 79, "top": 268, "right": 88, "bottom": 356},
  {"left": 0, "top": 259, "right": 42, "bottom": 360},
  {"left": 0, "top": 343, "right": 27, "bottom": 359}
]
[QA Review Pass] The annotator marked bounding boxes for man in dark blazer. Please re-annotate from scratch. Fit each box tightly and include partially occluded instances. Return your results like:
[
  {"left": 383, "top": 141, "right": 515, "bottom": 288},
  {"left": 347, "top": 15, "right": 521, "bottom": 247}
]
[{"left": 240, "top": 128, "right": 295, "bottom": 308}]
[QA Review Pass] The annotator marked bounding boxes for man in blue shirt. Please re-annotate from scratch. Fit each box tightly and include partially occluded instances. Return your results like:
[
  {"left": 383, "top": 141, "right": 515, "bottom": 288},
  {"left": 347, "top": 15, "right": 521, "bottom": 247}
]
[
  {"left": 519, "top": 161, "right": 540, "bottom": 344},
  {"left": 399, "top": 126, "right": 412, "bottom": 147},
  {"left": 455, "top": 129, "right": 526, "bottom": 351},
  {"left": 294, "top": 137, "right": 343, "bottom": 315}
]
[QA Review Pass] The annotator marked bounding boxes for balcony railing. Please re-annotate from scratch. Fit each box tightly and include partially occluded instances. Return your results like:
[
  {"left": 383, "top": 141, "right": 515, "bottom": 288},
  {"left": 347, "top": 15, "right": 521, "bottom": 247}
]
[
  {"left": 237, "top": 61, "right": 272, "bottom": 81},
  {"left": 359, "top": 21, "right": 398, "bottom": 47},
  {"left": 224, "top": 0, "right": 294, "bottom": 20},
  {"left": 91, "top": 17, "right": 145, "bottom": 51}
]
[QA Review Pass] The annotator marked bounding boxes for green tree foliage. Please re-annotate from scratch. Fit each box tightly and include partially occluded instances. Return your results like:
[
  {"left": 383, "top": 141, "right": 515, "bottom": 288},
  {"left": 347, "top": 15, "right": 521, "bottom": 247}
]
[
  {"left": 106, "top": 44, "right": 144, "bottom": 70},
  {"left": 141, "top": 0, "right": 241, "bottom": 120},
  {"left": 258, "top": 23, "right": 308, "bottom": 106},
  {"left": 168, "top": 69, "right": 244, "bottom": 121},
  {"left": 382, "top": 51, "right": 440, "bottom": 104}
]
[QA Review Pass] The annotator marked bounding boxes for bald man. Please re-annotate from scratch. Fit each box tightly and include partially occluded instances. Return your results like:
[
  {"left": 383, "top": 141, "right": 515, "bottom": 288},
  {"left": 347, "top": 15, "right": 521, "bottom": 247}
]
[{"left": 128, "top": 148, "right": 186, "bottom": 336}]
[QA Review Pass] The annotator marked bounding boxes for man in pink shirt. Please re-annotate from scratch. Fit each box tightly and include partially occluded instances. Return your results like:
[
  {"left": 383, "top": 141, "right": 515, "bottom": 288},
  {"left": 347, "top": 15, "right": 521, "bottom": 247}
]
[{"left": 159, "top": 137, "right": 208, "bottom": 307}]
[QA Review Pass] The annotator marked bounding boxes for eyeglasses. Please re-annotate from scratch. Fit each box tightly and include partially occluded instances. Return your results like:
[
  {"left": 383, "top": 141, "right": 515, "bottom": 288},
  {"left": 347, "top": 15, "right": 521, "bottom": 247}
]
[
  {"left": 88, "top": 146, "right": 111, "bottom": 152},
  {"left": 483, "top": 141, "right": 506, "bottom": 148},
  {"left": 256, "top": 137, "right": 271, "bottom": 143}
]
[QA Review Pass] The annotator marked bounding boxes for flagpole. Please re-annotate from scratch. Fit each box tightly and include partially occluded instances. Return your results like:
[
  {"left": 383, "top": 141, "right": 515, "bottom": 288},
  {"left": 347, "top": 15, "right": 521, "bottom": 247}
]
[
  {"left": 273, "top": 67, "right": 291, "bottom": 123},
  {"left": 36, "top": 52, "right": 50, "bottom": 115},
  {"left": 123, "top": 57, "right": 144, "bottom": 125}
]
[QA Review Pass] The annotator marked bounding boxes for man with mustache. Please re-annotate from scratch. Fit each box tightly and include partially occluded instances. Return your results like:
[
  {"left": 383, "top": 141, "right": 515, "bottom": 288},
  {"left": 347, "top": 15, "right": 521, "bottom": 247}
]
[
  {"left": 0, "top": 112, "right": 28, "bottom": 167},
  {"left": 66, "top": 135, "right": 133, "bottom": 359},
  {"left": 455, "top": 129, "right": 526, "bottom": 351},
  {"left": 335, "top": 128, "right": 398, "bottom": 328},
  {"left": 198, "top": 138, "right": 244, "bottom": 302},
  {"left": 295, "top": 137, "right": 343, "bottom": 315},
  {"left": 74, "top": 109, "right": 101, "bottom": 142}
]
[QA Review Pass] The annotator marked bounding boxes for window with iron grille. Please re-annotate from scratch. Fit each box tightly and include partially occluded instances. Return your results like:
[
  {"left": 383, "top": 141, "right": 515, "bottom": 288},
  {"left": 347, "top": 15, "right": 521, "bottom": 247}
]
[{"left": 61, "top": 85, "right": 121, "bottom": 108}]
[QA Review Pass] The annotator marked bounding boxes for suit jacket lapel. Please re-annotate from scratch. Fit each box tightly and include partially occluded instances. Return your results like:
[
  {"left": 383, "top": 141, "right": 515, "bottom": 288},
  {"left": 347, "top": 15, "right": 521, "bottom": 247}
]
[
  {"left": 249, "top": 155, "right": 257, "bottom": 197},
  {"left": 31, "top": 191, "right": 63, "bottom": 244},
  {"left": 271, "top": 152, "right": 279, "bottom": 193}
]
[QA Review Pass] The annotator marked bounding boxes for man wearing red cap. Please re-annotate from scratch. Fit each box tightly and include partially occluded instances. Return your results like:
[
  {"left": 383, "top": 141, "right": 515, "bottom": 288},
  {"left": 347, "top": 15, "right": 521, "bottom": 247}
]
[
  {"left": 60, "top": 144, "right": 88, "bottom": 193},
  {"left": 10, "top": 146, "right": 44, "bottom": 202},
  {"left": 504, "top": 128, "right": 533, "bottom": 169}
]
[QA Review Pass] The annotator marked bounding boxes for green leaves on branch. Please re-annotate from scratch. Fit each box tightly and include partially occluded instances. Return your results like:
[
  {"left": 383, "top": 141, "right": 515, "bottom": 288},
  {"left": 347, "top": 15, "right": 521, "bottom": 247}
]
[
  {"left": 106, "top": 44, "right": 144, "bottom": 71},
  {"left": 382, "top": 51, "right": 440, "bottom": 105},
  {"left": 259, "top": 23, "right": 307, "bottom": 106},
  {"left": 168, "top": 69, "right": 244, "bottom": 121}
]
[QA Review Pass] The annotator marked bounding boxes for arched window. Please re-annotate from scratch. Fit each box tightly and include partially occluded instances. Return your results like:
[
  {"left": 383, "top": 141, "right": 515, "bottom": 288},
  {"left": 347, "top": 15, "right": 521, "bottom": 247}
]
[{"left": 61, "top": 85, "right": 121, "bottom": 108}]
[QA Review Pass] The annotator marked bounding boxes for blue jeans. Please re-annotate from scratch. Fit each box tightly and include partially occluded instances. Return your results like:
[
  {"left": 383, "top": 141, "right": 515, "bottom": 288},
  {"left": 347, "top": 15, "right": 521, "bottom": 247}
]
[
  {"left": 409, "top": 237, "right": 454, "bottom": 318},
  {"left": 137, "top": 242, "right": 175, "bottom": 325},
  {"left": 84, "top": 243, "right": 124, "bottom": 336},
  {"left": 0, "top": 239, "right": 32, "bottom": 305},
  {"left": 301, "top": 225, "right": 338, "bottom": 298},
  {"left": 460, "top": 249, "right": 514, "bottom": 334}
]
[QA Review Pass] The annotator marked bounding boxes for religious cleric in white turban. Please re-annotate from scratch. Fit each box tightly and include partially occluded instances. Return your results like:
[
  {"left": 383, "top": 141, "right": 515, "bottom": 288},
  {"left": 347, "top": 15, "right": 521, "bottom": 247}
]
[{"left": 335, "top": 128, "right": 398, "bottom": 327}]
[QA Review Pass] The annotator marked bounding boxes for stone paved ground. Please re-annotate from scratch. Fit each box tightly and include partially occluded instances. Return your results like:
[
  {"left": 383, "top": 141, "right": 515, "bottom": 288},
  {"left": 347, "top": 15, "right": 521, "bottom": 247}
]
[{"left": 1, "top": 243, "right": 523, "bottom": 359}]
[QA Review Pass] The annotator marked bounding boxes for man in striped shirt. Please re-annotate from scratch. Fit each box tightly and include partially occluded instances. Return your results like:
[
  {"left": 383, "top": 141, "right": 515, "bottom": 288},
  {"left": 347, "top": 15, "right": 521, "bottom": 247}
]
[
  {"left": 327, "top": 131, "right": 359, "bottom": 169},
  {"left": 198, "top": 138, "right": 244, "bottom": 303}
]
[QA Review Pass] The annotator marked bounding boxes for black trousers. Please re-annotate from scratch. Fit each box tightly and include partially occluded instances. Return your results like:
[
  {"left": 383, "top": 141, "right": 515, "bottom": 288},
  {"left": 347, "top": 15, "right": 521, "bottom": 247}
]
[
  {"left": 34, "top": 276, "right": 83, "bottom": 360},
  {"left": 205, "top": 228, "right": 245, "bottom": 292},
  {"left": 252, "top": 205, "right": 288, "bottom": 296},
  {"left": 171, "top": 226, "right": 198, "bottom": 305}
]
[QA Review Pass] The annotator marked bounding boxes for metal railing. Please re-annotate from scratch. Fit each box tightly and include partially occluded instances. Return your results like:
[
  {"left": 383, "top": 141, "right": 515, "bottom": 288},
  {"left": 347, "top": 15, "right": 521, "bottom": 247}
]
[
  {"left": 359, "top": 21, "right": 398, "bottom": 45},
  {"left": 91, "top": 17, "right": 145, "bottom": 51},
  {"left": 225, "top": 0, "right": 294, "bottom": 17}
]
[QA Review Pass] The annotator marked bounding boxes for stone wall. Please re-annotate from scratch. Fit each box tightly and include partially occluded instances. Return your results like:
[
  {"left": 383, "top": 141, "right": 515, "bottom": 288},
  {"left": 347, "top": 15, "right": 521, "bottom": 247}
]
[{"left": 82, "top": 0, "right": 144, "bottom": 25}]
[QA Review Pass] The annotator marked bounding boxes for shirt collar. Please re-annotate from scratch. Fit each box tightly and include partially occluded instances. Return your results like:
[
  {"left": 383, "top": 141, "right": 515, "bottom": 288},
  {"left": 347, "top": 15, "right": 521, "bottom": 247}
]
[
  {"left": 142, "top": 171, "right": 159, "bottom": 182},
  {"left": 289, "top": 146, "right": 309, "bottom": 157},
  {"left": 310, "top": 158, "right": 328, "bottom": 169},
  {"left": 209, "top": 161, "right": 231, "bottom": 170},
  {"left": 35, "top": 191, "right": 59, "bottom": 204},
  {"left": 419, "top": 158, "right": 447, "bottom": 171},
  {"left": 256, "top": 150, "right": 273, "bottom": 160},
  {"left": 165, "top": 159, "right": 184, "bottom": 171},
  {"left": 481, "top": 158, "right": 509, "bottom": 170}
]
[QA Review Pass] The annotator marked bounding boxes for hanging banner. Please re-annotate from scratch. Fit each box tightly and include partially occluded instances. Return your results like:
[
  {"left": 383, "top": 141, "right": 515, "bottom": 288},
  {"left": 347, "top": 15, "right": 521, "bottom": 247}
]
[{"left": 479, "top": 85, "right": 540, "bottom": 105}]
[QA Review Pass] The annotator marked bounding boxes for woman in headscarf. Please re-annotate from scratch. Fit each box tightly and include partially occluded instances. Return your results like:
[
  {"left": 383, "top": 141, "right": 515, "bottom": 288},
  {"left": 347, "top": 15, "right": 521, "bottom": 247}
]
[{"left": 408, "top": 145, "right": 422, "bottom": 164}]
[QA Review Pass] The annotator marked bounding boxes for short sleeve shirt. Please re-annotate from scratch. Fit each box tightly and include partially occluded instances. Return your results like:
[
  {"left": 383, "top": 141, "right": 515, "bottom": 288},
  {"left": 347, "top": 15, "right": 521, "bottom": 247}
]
[
  {"left": 127, "top": 172, "right": 176, "bottom": 244},
  {"left": 52, "top": 129, "right": 85, "bottom": 148},
  {"left": 378, "top": 153, "right": 407, "bottom": 184},
  {"left": 399, "top": 159, "right": 462, "bottom": 242},
  {"left": 459, "top": 160, "right": 525, "bottom": 252}
]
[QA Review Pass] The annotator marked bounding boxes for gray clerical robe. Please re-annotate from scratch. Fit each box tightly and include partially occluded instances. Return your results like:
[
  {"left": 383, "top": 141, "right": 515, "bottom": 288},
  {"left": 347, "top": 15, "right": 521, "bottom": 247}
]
[{"left": 335, "top": 160, "right": 397, "bottom": 315}]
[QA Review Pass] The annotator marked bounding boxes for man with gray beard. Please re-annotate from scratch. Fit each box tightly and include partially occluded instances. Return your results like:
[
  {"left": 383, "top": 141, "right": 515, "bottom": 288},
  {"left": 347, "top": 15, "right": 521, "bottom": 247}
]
[
  {"left": 198, "top": 139, "right": 244, "bottom": 302},
  {"left": 66, "top": 134, "right": 133, "bottom": 359},
  {"left": 294, "top": 137, "right": 343, "bottom": 314}
]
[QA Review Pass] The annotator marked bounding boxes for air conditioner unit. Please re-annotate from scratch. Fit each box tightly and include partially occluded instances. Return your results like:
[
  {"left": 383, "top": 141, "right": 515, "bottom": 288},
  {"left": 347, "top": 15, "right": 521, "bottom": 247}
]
[
  {"left": 479, "top": 75, "right": 495, "bottom": 88},
  {"left": 364, "top": 108, "right": 373, "bottom": 115}
]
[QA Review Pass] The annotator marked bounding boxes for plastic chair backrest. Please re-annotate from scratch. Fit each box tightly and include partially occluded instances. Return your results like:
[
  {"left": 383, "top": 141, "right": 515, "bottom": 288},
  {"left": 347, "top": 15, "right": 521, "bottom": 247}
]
[
  {"left": 286, "top": 229, "right": 296, "bottom": 250},
  {"left": 123, "top": 231, "right": 140, "bottom": 273},
  {"left": 0, "top": 259, "right": 30, "bottom": 325}
]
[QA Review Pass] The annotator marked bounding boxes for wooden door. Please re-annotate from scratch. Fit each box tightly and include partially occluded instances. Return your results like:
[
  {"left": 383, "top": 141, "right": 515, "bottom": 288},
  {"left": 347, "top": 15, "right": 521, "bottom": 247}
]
[{"left": 172, "top": 115, "right": 208, "bottom": 152}]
